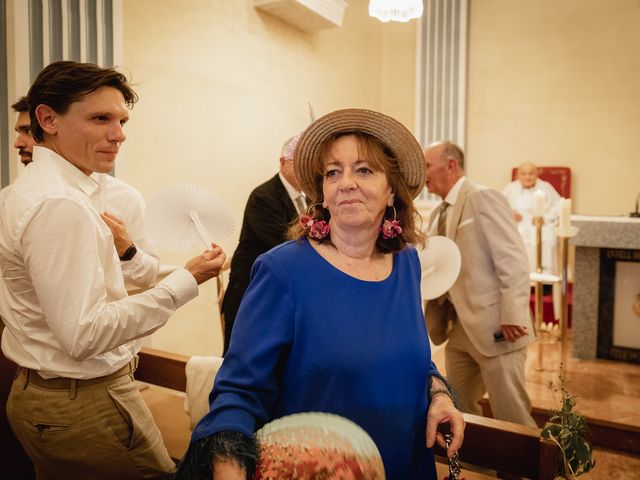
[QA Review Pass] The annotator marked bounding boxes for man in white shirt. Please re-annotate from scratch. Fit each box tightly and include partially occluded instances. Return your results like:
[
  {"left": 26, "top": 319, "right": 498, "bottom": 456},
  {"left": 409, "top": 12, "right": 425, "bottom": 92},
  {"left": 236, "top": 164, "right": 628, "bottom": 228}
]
[
  {"left": 0, "top": 61, "right": 226, "bottom": 479},
  {"left": 11, "top": 95, "right": 160, "bottom": 290},
  {"left": 11, "top": 96, "right": 34, "bottom": 166},
  {"left": 502, "top": 162, "right": 562, "bottom": 274}
]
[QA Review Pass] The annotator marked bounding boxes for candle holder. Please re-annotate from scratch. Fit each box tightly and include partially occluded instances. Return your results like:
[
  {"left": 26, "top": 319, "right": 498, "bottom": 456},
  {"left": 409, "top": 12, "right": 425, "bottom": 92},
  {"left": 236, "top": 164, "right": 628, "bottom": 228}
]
[
  {"left": 554, "top": 224, "right": 579, "bottom": 369},
  {"left": 533, "top": 216, "right": 544, "bottom": 371},
  {"left": 531, "top": 214, "right": 562, "bottom": 371}
]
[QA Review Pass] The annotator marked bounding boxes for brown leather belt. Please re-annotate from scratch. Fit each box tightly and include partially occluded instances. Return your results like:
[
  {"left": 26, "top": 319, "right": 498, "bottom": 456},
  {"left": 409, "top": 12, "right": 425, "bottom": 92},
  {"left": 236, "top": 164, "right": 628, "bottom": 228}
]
[{"left": 20, "top": 356, "right": 138, "bottom": 390}]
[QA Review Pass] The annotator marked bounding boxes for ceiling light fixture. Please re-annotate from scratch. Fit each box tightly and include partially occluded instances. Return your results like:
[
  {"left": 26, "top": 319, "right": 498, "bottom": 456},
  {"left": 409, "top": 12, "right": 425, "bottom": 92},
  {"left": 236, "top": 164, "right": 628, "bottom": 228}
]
[{"left": 369, "top": 0, "right": 424, "bottom": 23}]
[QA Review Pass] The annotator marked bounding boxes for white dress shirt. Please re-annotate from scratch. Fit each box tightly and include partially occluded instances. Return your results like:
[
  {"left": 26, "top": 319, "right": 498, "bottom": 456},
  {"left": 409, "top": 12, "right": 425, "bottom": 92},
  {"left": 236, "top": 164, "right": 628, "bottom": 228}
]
[
  {"left": 0, "top": 147, "right": 198, "bottom": 379},
  {"left": 92, "top": 173, "right": 160, "bottom": 289},
  {"left": 279, "top": 172, "right": 306, "bottom": 213},
  {"left": 502, "top": 178, "right": 561, "bottom": 226},
  {"left": 431, "top": 176, "right": 467, "bottom": 236}
]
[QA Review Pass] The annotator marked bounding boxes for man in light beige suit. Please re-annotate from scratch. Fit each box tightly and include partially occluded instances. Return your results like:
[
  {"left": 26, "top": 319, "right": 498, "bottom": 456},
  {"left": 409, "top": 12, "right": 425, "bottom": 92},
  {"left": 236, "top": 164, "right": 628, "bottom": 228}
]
[{"left": 423, "top": 141, "right": 536, "bottom": 426}]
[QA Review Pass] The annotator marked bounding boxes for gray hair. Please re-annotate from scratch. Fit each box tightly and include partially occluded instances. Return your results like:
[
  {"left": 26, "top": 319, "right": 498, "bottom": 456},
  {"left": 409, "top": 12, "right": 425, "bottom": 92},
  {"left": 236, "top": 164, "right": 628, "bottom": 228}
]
[{"left": 437, "top": 140, "right": 465, "bottom": 170}]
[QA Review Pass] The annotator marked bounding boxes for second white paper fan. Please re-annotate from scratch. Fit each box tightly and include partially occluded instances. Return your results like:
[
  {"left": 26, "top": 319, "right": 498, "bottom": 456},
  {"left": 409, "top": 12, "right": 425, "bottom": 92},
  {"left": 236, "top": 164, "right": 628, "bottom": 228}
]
[{"left": 145, "top": 183, "right": 236, "bottom": 251}]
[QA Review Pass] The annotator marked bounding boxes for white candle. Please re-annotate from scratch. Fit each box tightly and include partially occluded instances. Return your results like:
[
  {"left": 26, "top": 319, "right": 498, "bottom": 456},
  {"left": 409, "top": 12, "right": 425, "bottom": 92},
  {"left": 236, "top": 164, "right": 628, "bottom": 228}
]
[
  {"left": 560, "top": 198, "right": 572, "bottom": 229},
  {"left": 533, "top": 190, "right": 546, "bottom": 217}
]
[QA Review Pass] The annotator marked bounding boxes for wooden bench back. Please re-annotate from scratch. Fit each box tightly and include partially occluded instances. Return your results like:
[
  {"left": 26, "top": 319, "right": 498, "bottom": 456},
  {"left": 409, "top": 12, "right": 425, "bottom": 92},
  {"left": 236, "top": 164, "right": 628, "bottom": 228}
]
[
  {"left": 137, "top": 347, "right": 189, "bottom": 391},
  {"left": 136, "top": 349, "right": 560, "bottom": 479},
  {"left": 433, "top": 413, "right": 559, "bottom": 479}
]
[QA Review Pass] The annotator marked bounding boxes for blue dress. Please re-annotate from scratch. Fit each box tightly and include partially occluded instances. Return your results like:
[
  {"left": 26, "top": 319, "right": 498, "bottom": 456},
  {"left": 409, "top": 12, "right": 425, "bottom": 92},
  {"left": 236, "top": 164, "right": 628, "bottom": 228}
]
[{"left": 192, "top": 238, "right": 439, "bottom": 479}]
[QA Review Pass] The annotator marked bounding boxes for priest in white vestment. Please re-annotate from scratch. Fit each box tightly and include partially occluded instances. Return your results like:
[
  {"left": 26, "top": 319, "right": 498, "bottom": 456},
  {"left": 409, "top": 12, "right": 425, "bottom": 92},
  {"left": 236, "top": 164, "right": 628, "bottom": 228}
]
[{"left": 503, "top": 163, "right": 562, "bottom": 274}]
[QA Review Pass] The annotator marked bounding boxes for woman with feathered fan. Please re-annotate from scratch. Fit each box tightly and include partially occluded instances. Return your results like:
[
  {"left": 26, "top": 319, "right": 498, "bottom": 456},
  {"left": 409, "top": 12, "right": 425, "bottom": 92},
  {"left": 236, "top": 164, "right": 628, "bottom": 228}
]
[{"left": 176, "top": 109, "right": 465, "bottom": 479}]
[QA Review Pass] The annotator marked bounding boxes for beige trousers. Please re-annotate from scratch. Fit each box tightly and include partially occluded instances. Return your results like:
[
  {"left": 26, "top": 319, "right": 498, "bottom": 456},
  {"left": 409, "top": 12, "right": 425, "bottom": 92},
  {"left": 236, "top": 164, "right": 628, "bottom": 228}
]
[
  {"left": 445, "top": 320, "right": 537, "bottom": 427},
  {"left": 6, "top": 366, "right": 175, "bottom": 480}
]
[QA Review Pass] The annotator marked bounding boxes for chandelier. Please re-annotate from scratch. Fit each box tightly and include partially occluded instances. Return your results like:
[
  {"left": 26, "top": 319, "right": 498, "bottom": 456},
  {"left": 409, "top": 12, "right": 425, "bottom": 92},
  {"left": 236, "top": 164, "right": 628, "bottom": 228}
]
[{"left": 368, "top": 0, "right": 424, "bottom": 23}]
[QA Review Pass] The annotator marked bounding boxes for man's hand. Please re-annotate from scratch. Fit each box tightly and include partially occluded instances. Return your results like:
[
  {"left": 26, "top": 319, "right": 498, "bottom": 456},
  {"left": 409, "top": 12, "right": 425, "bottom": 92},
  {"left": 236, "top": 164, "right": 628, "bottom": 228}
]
[
  {"left": 513, "top": 210, "right": 523, "bottom": 222},
  {"left": 501, "top": 324, "right": 529, "bottom": 342},
  {"left": 185, "top": 244, "right": 226, "bottom": 285},
  {"left": 101, "top": 212, "right": 133, "bottom": 256}
]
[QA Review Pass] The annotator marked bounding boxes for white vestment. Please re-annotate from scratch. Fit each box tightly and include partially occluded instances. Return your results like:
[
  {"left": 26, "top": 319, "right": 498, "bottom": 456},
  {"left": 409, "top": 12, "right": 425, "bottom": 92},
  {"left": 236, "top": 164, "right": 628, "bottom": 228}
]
[{"left": 502, "top": 179, "right": 562, "bottom": 274}]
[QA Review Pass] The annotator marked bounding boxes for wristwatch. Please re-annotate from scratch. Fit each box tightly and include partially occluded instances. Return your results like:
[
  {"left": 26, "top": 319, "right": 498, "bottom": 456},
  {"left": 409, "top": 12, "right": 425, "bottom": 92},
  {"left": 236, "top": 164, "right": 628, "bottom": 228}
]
[{"left": 119, "top": 243, "right": 137, "bottom": 261}]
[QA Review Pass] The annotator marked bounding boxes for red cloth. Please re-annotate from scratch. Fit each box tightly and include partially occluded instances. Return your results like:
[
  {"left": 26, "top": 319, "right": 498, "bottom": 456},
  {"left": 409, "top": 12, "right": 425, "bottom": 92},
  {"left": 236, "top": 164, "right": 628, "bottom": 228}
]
[
  {"left": 529, "top": 286, "right": 572, "bottom": 328},
  {"left": 511, "top": 166, "right": 571, "bottom": 198}
]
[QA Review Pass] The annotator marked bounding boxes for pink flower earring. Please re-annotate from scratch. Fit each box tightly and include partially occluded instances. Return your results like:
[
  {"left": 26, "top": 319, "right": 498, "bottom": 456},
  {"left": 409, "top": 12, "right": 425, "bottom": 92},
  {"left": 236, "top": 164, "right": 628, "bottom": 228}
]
[
  {"left": 299, "top": 204, "right": 331, "bottom": 240},
  {"left": 380, "top": 205, "right": 402, "bottom": 239}
]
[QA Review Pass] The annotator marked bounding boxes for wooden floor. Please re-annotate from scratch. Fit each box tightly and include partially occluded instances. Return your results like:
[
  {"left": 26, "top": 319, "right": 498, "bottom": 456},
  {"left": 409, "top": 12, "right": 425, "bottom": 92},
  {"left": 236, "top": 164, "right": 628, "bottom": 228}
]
[
  {"left": 431, "top": 332, "right": 640, "bottom": 479},
  {"left": 526, "top": 336, "right": 640, "bottom": 480},
  {"left": 524, "top": 335, "right": 640, "bottom": 435}
]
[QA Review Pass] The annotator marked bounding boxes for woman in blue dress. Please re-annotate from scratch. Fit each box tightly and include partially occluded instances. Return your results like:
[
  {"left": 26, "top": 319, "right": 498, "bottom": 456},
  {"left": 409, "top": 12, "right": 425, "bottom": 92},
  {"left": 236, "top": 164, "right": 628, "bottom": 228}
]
[{"left": 177, "top": 109, "right": 465, "bottom": 479}]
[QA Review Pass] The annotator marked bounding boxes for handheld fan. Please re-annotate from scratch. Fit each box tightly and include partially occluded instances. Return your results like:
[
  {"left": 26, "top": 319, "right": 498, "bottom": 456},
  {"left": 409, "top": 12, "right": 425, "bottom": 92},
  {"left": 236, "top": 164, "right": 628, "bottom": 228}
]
[
  {"left": 419, "top": 236, "right": 462, "bottom": 300},
  {"left": 145, "top": 183, "right": 236, "bottom": 251},
  {"left": 254, "top": 412, "right": 385, "bottom": 479}
]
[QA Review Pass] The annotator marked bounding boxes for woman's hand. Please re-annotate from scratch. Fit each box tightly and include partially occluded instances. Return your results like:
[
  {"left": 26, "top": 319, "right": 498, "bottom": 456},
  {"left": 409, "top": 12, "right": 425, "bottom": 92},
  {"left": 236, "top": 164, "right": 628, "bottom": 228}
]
[
  {"left": 425, "top": 394, "right": 465, "bottom": 458},
  {"left": 212, "top": 458, "right": 246, "bottom": 480}
]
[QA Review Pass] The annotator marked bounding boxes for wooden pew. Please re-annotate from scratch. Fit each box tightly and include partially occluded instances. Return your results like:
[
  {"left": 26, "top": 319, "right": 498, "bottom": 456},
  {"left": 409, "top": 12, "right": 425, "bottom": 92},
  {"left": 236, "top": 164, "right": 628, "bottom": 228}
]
[
  {"left": 136, "top": 348, "right": 561, "bottom": 478},
  {"left": 137, "top": 347, "right": 189, "bottom": 392},
  {"left": 479, "top": 397, "right": 640, "bottom": 457},
  {"left": 434, "top": 413, "right": 560, "bottom": 480},
  {"left": 136, "top": 347, "right": 192, "bottom": 461}
]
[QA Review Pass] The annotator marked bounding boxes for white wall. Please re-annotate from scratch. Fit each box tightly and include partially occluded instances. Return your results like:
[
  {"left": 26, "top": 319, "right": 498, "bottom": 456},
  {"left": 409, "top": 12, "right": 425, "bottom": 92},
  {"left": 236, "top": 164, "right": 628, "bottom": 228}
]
[
  {"left": 120, "top": 0, "right": 640, "bottom": 356},
  {"left": 466, "top": 0, "right": 640, "bottom": 215},
  {"left": 122, "top": 0, "right": 417, "bottom": 355}
]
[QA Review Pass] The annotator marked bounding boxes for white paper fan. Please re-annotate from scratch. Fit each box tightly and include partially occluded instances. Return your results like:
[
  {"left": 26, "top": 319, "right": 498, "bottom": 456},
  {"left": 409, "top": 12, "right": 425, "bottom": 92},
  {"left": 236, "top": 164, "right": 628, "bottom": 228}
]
[
  {"left": 145, "top": 183, "right": 236, "bottom": 251},
  {"left": 255, "top": 412, "right": 385, "bottom": 479},
  {"left": 419, "top": 236, "right": 462, "bottom": 300}
]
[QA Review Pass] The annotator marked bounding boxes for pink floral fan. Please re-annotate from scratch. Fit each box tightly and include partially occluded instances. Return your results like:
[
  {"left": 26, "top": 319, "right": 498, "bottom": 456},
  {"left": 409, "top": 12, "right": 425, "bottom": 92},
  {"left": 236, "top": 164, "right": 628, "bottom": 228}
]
[
  {"left": 254, "top": 412, "right": 386, "bottom": 479},
  {"left": 145, "top": 183, "right": 236, "bottom": 251}
]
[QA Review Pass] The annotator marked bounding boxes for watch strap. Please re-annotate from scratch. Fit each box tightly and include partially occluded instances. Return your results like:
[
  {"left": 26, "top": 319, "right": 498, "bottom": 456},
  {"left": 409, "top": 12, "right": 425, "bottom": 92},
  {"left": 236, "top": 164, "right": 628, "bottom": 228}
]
[{"left": 119, "top": 243, "right": 137, "bottom": 261}]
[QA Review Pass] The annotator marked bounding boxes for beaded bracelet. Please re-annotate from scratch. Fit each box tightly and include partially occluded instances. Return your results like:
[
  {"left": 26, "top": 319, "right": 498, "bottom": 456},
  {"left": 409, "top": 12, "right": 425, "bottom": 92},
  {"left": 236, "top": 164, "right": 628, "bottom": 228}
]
[{"left": 429, "top": 386, "right": 454, "bottom": 403}]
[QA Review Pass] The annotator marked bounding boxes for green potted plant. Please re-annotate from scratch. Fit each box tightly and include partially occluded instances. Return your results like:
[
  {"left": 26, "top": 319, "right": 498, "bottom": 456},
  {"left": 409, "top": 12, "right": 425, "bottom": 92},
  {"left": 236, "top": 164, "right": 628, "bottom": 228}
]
[{"left": 541, "top": 365, "right": 596, "bottom": 479}]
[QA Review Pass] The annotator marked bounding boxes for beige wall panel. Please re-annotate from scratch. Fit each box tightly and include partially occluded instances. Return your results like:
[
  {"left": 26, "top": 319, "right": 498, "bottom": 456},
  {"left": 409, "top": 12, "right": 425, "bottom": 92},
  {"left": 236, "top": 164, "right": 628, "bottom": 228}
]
[
  {"left": 381, "top": 20, "right": 417, "bottom": 131},
  {"left": 121, "top": 0, "right": 421, "bottom": 355},
  {"left": 118, "top": 0, "right": 639, "bottom": 356}
]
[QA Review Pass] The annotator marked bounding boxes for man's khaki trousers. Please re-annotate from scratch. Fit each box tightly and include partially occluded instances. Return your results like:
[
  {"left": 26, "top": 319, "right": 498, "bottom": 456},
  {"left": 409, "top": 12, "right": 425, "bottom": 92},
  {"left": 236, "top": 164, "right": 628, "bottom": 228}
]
[{"left": 7, "top": 364, "right": 175, "bottom": 480}]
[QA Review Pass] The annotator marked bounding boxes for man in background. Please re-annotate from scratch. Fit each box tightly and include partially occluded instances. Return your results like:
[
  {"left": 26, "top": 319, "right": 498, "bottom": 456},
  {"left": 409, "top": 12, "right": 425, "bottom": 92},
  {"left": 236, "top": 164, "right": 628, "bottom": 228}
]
[
  {"left": 12, "top": 97, "right": 34, "bottom": 166},
  {"left": 503, "top": 162, "right": 561, "bottom": 274},
  {"left": 423, "top": 141, "right": 536, "bottom": 427},
  {"left": 0, "top": 61, "right": 226, "bottom": 479},
  {"left": 221, "top": 135, "right": 305, "bottom": 354},
  {"left": 1, "top": 94, "right": 37, "bottom": 480}
]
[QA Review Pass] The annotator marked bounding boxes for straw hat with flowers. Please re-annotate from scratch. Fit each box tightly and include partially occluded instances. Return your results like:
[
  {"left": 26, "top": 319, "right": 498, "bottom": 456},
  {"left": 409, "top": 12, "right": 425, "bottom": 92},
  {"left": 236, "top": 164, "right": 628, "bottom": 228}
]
[{"left": 293, "top": 108, "right": 425, "bottom": 204}]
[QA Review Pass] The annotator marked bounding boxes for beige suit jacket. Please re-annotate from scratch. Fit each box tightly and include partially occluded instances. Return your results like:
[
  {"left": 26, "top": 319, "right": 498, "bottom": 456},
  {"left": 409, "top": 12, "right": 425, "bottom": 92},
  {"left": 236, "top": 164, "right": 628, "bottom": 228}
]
[{"left": 425, "top": 179, "right": 534, "bottom": 357}]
